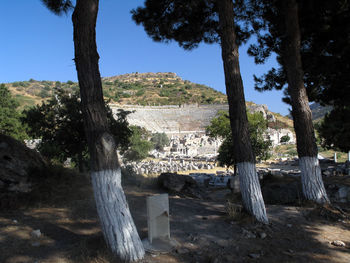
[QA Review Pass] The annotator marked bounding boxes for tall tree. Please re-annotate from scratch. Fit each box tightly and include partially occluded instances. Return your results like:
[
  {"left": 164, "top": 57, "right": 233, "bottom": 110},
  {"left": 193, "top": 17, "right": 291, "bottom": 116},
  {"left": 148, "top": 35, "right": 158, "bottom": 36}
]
[
  {"left": 22, "top": 89, "right": 132, "bottom": 172},
  {"left": 0, "top": 84, "right": 28, "bottom": 141},
  {"left": 283, "top": 0, "right": 328, "bottom": 203},
  {"left": 41, "top": 0, "right": 145, "bottom": 261},
  {"left": 317, "top": 107, "right": 350, "bottom": 152},
  {"left": 206, "top": 110, "right": 272, "bottom": 166},
  {"left": 133, "top": 0, "right": 268, "bottom": 223},
  {"left": 246, "top": 0, "right": 329, "bottom": 203}
]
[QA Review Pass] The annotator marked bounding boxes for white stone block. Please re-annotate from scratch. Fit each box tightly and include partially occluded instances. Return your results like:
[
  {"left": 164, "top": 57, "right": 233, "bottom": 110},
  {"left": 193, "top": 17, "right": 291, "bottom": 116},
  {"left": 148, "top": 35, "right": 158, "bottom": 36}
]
[{"left": 147, "top": 194, "right": 170, "bottom": 243}]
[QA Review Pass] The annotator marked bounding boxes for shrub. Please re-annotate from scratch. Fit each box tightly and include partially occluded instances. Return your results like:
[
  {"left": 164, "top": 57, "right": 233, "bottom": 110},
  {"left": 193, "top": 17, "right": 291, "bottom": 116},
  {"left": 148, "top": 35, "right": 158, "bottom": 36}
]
[{"left": 280, "top": 135, "right": 291, "bottom": 143}]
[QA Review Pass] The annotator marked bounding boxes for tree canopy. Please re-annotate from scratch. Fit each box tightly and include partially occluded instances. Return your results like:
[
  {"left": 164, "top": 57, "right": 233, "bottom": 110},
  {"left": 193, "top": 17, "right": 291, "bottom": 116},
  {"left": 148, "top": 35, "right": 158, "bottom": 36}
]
[
  {"left": 246, "top": 0, "right": 349, "bottom": 153},
  {"left": 150, "top": 132, "right": 170, "bottom": 151},
  {"left": 123, "top": 126, "right": 153, "bottom": 162},
  {"left": 0, "top": 84, "right": 28, "bottom": 141},
  {"left": 317, "top": 106, "right": 350, "bottom": 152},
  {"left": 131, "top": 0, "right": 250, "bottom": 50},
  {"left": 206, "top": 110, "right": 272, "bottom": 166},
  {"left": 22, "top": 89, "right": 132, "bottom": 171},
  {"left": 246, "top": 0, "right": 350, "bottom": 106}
]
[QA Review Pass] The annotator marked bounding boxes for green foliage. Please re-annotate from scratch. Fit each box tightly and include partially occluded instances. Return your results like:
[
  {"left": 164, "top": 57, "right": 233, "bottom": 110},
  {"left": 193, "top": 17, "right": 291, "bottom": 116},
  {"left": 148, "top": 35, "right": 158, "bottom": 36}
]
[
  {"left": 248, "top": 111, "right": 273, "bottom": 162},
  {"left": 135, "top": 89, "right": 145, "bottom": 96},
  {"left": 41, "top": 0, "right": 73, "bottom": 16},
  {"left": 0, "top": 84, "right": 28, "bottom": 141},
  {"left": 38, "top": 89, "right": 50, "bottom": 98},
  {"left": 123, "top": 126, "right": 153, "bottom": 161},
  {"left": 13, "top": 81, "right": 29, "bottom": 88},
  {"left": 207, "top": 110, "right": 272, "bottom": 166},
  {"left": 22, "top": 89, "right": 132, "bottom": 171},
  {"left": 150, "top": 132, "right": 170, "bottom": 151},
  {"left": 316, "top": 106, "right": 350, "bottom": 152},
  {"left": 132, "top": 0, "right": 250, "bottom": 50},
  {"left": 66, "top": 80, "right": 74, "bottom": 85},
  {"left": 55, "top": 81, "right": 61, "bottom": 87},
  {"left": 246, "top": 0, "right": 350, "bottom": 108},
  {"left": 206, "top": 111, "right": 231, "bottom": 138},
  {"left": 280, "top": 135, "right": 290, "bottom": 143}
]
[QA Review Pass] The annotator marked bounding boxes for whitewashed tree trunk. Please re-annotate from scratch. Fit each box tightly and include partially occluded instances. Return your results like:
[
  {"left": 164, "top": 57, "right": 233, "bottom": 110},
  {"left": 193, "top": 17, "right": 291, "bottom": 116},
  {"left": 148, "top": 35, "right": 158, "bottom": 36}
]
[
  {"left": 91, "top": 169, "right": 145, "bottom": 262},
  {"left": 299, "top": 157, "right": 329, "bottom": 204},
  {"left": 238, "top": 162, "right": 268, "bottom": 224},
  {"left": 283, "top": 0, "right": 330, "bottom": 205}
]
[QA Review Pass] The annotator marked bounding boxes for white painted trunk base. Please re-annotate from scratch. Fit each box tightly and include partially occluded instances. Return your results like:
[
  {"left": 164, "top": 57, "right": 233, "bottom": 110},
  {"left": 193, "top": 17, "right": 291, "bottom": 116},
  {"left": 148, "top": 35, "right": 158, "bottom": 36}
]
[
  {"left": 237, "top": 162, "right": 268, "bottom": 224},
  {"left": 91, "top": 169, "right": 145, "bottom": 262},
  {"left": 299, "top": 156, "right": 329, "bottom": 204}
]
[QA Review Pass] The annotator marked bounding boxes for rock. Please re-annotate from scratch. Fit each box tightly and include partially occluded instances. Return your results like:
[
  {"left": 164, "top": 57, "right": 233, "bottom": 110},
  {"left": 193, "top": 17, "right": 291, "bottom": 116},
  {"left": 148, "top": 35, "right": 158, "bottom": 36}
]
[
  {"left": 323, "top": 169, "right": 332, "bottom": 177},
  {"left": 249, "top": 253, "right": 260, "bottom": 259},
  {"left": 31, "top": 229, "right": 41, "bottom": 238},
  {"left": 31, "top": 241, "right": 40, "bottom": 247},
  {"left": 286, "top": 224, "right": 292, "bottom": 228},
  {"left": 158, "top": 172, "right": 193, "bottom": 192},
  {"left": 158, "top": 172, "right": 205, "bottom": 198},
  {"left": 331, "top": 240, "right": 346, "bottom": 247},
  {"left": 242, "top": 229, "right": 256, "bottom": 239},
  {"left": 0, "top": 134, "right": 46, "bottom": 208},
  {"left": 336, "top": 187, "right": 350, "bottom": 202},
  {"left": 259, "top": 232, "right": 267, "bottom": 239},
  {"left": 176, "top": 248, "right": 189, "bottom": 254},
  {"left": 225, "top": 255, "right": 235, "bottom": 262}
]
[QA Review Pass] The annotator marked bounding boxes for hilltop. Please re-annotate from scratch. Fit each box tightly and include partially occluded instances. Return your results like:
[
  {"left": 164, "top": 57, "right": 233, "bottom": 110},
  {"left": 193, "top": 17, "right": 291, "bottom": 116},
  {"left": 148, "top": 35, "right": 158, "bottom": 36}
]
[{"left": 4, "top": 72, "right": 227, "bottom": 110}]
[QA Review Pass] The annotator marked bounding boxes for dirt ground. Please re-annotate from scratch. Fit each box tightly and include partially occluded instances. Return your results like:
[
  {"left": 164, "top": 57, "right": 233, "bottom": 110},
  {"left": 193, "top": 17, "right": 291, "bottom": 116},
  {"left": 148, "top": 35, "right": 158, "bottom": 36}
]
[{"left": 1, "top": 172, "right": 350, "bottom": 263}]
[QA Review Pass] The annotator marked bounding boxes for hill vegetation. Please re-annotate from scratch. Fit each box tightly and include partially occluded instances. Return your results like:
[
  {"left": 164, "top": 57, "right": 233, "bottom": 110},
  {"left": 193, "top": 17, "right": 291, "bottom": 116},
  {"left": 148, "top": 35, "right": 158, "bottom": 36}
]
[
  {"left": 4, "top": 72, "right": 227, "bottom": 109},
  {"left": 4, "top": 72, "right": 294, "bottom": 132}
]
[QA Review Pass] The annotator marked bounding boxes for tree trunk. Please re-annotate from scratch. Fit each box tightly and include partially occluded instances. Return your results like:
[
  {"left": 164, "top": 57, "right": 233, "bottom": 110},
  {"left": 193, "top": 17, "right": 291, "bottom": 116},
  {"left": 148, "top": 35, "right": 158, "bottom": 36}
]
[
  {"left": 72, "top": 0, "right": 145, "bottom": 261},
  {"left": 283, "top": 0, "right": 329, "bottom": 204},
  {"left": 217, "top": 0, "right": 268, "bottom": 223}
]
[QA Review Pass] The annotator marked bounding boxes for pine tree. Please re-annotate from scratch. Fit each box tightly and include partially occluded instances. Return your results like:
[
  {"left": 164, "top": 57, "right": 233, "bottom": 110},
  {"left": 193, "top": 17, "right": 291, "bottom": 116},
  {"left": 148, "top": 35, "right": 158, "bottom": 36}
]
[
  {"left": 0, "top": 84, "right": 28, "bottom": 141},
  {"left": 245, "top": 0, "right": 329, "bottom": 203},
  {"left": 41, "top": 0, "right": 145, "bottom": 261},
  {"left": 132, "top": 0, "right": 268, "bottom": 223}
]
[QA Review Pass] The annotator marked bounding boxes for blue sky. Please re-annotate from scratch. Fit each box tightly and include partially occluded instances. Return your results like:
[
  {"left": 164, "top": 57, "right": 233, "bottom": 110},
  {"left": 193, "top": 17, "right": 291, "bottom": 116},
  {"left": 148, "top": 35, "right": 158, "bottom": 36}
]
[{"left": 1, "top": 1, "right": 290, "bottom": 115}]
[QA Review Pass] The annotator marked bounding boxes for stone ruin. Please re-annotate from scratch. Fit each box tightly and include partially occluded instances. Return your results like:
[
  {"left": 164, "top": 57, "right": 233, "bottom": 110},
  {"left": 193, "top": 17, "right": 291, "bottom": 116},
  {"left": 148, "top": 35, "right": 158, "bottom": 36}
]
[{"left": 112, "top": 103, "right": 296, "bottom": 156}]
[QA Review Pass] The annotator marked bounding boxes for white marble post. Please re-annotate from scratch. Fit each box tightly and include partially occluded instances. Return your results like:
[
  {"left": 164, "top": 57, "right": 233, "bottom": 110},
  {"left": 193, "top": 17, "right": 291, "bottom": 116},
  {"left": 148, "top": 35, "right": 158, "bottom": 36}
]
[{"left": 146, "top": 194, "right": 170, "bottom": 244}]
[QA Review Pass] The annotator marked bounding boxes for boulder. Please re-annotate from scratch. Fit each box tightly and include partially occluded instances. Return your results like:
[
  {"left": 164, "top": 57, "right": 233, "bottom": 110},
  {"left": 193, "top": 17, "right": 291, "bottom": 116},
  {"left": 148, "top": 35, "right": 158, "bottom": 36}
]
[
  {"left": 158, "top": 172, "right": 205, "bottom": 198},
  {"left": 0, "top": 134, "right": 46, "bottom": 206},
  {"left": 158, "top": 172, "right": 196, "bottom": 192}
]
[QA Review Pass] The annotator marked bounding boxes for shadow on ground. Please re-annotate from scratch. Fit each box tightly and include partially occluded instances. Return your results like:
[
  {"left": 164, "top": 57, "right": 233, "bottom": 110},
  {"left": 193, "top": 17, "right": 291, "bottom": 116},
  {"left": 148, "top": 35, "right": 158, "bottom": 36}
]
[{"left": 0, "top": 172, "right": 349, "bottom": 263}]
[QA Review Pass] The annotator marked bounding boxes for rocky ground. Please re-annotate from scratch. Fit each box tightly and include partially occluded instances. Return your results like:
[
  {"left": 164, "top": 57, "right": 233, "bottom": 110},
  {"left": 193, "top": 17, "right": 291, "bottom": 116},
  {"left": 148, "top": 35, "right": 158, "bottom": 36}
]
[{"left": 1, "top": 169, "right": 349, "bottom": 263}]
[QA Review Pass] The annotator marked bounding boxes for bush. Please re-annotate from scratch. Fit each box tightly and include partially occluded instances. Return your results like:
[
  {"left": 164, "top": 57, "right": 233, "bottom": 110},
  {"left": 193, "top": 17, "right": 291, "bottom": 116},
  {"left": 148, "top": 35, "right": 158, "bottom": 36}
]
[
  {"left": 135, "top": 89, "right": 145, "bottom": 96},
  {"left": 280, "top": 135, "right": 291, "bottom": 143}
]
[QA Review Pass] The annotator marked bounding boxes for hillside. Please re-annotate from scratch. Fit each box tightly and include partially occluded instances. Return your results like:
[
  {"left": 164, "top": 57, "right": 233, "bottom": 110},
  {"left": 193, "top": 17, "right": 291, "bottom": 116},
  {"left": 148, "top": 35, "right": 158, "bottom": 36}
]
[
  {"left": 310, "top": 102, "right": 332, "bottom": 121},
  {"left": 4, "top": 72, "right": 227, "bottom": 110},
  {"left": 4, "top": 72, "right": 293, "bottom": 131}
]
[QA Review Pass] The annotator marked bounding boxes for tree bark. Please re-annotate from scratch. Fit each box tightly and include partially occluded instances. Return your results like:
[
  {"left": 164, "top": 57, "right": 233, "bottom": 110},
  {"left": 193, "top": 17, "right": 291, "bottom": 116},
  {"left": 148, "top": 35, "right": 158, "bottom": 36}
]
[
  {"left": 283, "top": 0, "right": 329, "bottom": 204},
  {"left": 217, "top": 0, "right": 268, "bottom": 223},
  {"left": 72, "top": 0, "right": 145, "bottom": 261}
]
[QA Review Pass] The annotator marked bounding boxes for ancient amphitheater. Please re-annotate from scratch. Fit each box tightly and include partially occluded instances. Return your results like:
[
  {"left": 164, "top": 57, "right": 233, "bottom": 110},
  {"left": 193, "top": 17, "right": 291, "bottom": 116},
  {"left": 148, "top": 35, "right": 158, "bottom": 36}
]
[
  {"left": 110, "top": 104, "right": 229, "bottom": 135},
  {"left": 110, "top": 103, "right": 295, "bottom": 146}
]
